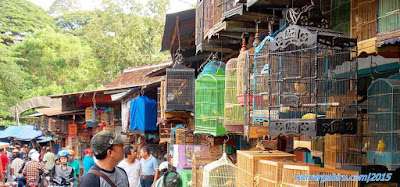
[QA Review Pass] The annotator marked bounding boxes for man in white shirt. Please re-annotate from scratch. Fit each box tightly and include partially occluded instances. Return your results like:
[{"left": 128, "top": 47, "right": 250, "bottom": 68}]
[
  {"left": 10, "top": 152, "right": 24, "bottom": 179},
  {"left": 42, "top": 147, "right": 56, "bottom": 172},
  {"left": 118, "top": 145, "right": 141, "bottom": 187}
]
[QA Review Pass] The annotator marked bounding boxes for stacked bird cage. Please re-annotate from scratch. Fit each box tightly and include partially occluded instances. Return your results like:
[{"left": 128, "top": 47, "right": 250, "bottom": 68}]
[
  {"left": 267, "top": 24, "right": 358, "bottom": 137},
  {"left": 194, "top": 68, "right": 227, "bottom": 136},
  {"left": 236, "top": 150, "right": 296, "bottom": 187},
  {"left": 202, "top": 153, "right": 236, "bottom": 187},
  {"left": 258, "top": 160, "right": 319, "bottom": 187},
  {"left": 367, "top": 78, "right": 400, "bottom": 170},
  {"left": 165, "top": 62, "right": 195, "bottom": 112},
  {"left": 224, "top": 58, "right": 245, "bottom": 133}
]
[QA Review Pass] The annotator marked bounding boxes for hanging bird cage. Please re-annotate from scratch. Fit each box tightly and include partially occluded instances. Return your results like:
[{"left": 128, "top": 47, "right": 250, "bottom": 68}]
[
  {"left": 367, "top": 78, "right": 400, "bottom": 170},
  {"left": 194, "top": 68, "right": 227, "bottom": 136},
  {"left": 200, "top": 60, "right": 226, "bottom": 75},
  {"left": 165, "top": 54, "right": 195, "bottom": 112},
  {"left": 266, "top": 24, "right": 358, "bottom": 137},
  {"left": 252, "top": 36, "right": 278, "bottom": 124},
  {"left": 202, "top": 153, "right": 236, "bottom": 187},
  {"left": 236, "top": 42, "right": 255, "bottom": 107},
  {"left": 224, "top": 58, "right": 245, "bottom": 133}
]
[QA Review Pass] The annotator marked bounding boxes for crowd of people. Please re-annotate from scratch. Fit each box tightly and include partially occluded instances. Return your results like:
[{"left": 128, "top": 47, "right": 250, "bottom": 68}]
[{"left": 0, "top": 130, "right": 176, "bottom": 187}]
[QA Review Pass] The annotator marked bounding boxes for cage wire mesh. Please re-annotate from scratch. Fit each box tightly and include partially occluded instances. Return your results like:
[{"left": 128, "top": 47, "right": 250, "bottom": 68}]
[
  {"left": 165, "top": 63, "right": 195, "bottom": 112},
  {"left": 264, "top": 25, "right": 357, "bottom": 137},
  {"left": 367, "top": 78, "right": 400, "bottom": 170},
  {"left": 202, "top": 153, "right": 236, "bottom": 187},
  {"left": 224, "top": 58, "right": 245, "bottom": 133},
  {"left": 194, "top": 68, "right": 227, "bottom": 136}
]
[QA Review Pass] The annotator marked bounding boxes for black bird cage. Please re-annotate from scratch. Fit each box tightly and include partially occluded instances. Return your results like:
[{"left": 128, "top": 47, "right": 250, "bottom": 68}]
[{"left": 165, "top": 54, "right": 195, "bottom": 112}]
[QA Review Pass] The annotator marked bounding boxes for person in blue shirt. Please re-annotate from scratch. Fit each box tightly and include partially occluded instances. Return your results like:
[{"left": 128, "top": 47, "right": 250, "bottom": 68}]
[
  {"left": 82, "top": 148, "right": 95, "bottom": 175},
  {"left": 139, "top": 146, "right": 159, "bottom": 187}
]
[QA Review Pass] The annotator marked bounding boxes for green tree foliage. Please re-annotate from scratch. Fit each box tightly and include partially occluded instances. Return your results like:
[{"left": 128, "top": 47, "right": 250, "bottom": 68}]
[
  {"left": 49, "top": 0, "right": 80, "bottom": 16},
  {"left": 0, "top": 44, "right": 27, "bottom": 125},
  {"left": 0, "top": 0, "right": 55, "bottom": 45},
  {"left": 12, "top": 27, "right": 104, "bottom": 98},
  {"left": 77, "top": 0, "right": 171, "bottom": 80},
  {"left": 54, "top": 10, "right": 93, "bottom": 34}
]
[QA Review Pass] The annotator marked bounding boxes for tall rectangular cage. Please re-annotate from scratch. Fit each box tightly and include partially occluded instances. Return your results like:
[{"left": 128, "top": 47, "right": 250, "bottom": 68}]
[
  {"left": 194, "top": 68, "right": 227, "bottom": 136},
  {"left": 367, "top": 78, "right": 400, "bottom": 170},
  {"left": 224, "top": 57, "right": 245, "bottom": 133},
  {"left": 265, "top": 25, "right": 358, "bottom": 137},
  {"left": 165, "top": 63, "right": 195, "bottom": 112}
]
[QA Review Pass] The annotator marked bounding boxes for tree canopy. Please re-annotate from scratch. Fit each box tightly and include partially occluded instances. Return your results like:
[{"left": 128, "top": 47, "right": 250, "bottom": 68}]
[
  {"left": 0, "top": 0, "right": 172, "bottom": 126},
  {"left": 0, "top": 0, "right": 55, "bottom": 44}
]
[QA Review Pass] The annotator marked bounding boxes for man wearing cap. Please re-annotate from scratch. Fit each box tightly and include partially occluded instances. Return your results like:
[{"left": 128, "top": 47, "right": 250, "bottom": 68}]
[
  {"left": 43, "top": 147, "right": 56, "bottom": 172},
  {"left": 78, "top": 130, "right": 129, "bottom": 187},
  {"left": 67, "top": 149, "right": 80, "bottom": 184},
  {"left": 82, "top": 148, "right": 95, "bottom": 174}
]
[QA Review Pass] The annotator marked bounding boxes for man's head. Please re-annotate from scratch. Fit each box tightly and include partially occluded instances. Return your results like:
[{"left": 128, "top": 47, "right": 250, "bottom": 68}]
[
  {"left": 58, "top": 150, "right": 69, "bottom": 165},
  {"left": 13, "top": 149, "right": 19, "bottom": 155},
  {"left": 31, "top": 152, "right": 40, "bottom": 162},
  {"left": 124, "top": 145, "right": 137, "bottom": 160},
  {"left": 0, "top": 148, "right": 4, "bottom": 153},
  {"left": 68, "top": 150, "right": 75, "bottom": 162},
  {"left": 90, "top": 130, "right": 126, "bottom": 162},
  {"left": 46, "top": 147, "right": 51, "bottom": 152},
  {"left": 140, "top": 146, "right": 150, "bottom": 159},
  {"left": 85, "top": 148, "right": 93, "bottom": 157},
  {"left": 15, "top": 152, "right": 21, "bottom": 158}
]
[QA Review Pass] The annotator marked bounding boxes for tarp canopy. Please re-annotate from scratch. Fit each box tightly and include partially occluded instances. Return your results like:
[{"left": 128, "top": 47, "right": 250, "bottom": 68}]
[
  {"left": 37, "top": 137, "right": 53, "bottom": 143},
  {"left": 130, "top": 96, "right": 157, "bottom": 131},
  {"left": 0, "top": 125, "right": 42, "bottom": 141}
]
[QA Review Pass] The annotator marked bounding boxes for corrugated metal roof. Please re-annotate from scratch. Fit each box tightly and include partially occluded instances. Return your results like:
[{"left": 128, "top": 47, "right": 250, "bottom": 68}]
[
  {"left": 0, "top": 125, "right": 42, "bottom": 141},
  {"left": 106, "top": 62, "right": 171, "bottom": 88}
]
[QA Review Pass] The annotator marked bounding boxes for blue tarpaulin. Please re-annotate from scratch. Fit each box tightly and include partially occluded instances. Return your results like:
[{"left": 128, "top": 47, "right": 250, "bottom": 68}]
[
  {"left": 37, "top": 137, "right": 53, "bottom": 143},
  {"left": 129, "top": 95, "right": 157, "bottom": 131},
  {"left": 0, "top": 125, "right": 42, "bottom": 141}
]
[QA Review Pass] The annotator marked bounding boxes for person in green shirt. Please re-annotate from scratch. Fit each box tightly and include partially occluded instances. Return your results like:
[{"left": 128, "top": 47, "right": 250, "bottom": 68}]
[{"left": 67, "top": 149, "right": 80, "bottom": 185}]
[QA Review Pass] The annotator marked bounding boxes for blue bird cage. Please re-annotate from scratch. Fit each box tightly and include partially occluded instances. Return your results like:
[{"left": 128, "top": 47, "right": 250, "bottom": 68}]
[{"left": 367, "top": 78, "right": 400, "bottom": 170}]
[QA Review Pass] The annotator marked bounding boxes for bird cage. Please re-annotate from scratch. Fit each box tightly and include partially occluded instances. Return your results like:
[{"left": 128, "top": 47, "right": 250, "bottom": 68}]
[
  {"left": 237, "top": 49, "right": 254, "bottom": 106},
  {"left": 367, "top": 78, "right": 400, "bottom": 170},
  {"left": 236, "top": 150, "right": 296, "bottom": 187},
  {"left": 200, "top": 60, "right": 226, "bottom": 75},
  {"left": 165, "top": 63, "right": 195, "bottom": 112},
  {"left": 202, "top": 153, "right": 236, "bottom": 187},
  {"left": 267, "top": 24, "right": 358, "bottom": 137},
  {"left": 194, "top": 68, "right": 227, "bottom": 136},
  {"left": 224, "top": 58, "right": 245, "bottom": 133},
  {"left": 252, "top": 36, "right": 278, "bottom": 124},
  {"left": 258, "top": 160, "right": 319, "bottom": 187}
]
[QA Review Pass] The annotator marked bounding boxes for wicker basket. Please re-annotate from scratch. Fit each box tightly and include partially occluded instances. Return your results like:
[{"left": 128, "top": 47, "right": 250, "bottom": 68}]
[
  {"left": 281, "top": 164, "right": 359, "bottom": 187},
  {"left": 258, "top": 160, "right": 319, "bottom": 187},
  {"left": 236, "top": 150, "right": 296, "bottom": 187}
]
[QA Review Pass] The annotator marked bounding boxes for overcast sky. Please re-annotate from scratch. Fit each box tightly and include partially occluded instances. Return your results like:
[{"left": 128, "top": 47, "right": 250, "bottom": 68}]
[{"left": 27, "top": 0, "right": 196, "bottom": 14}]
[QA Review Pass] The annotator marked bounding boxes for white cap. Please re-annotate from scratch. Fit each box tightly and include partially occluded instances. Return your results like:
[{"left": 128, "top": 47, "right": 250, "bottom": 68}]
[{"left": 31, "top": 152, "right": 40, "bottom": 162}]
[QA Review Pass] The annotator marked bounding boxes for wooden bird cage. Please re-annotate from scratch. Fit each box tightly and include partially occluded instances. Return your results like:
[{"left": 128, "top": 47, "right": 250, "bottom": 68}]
[
  {"left": 236, "top": 150, "right": 296, "bottom": 187},
  {"left": 281, "top": 164, "right": 359, "bottom": 187},
  {"left": 258, "top": 160, "right": 319, "bottom": 187},
  {"left": 351, "top": 0, "right": 377, "bottom": 41},
  {"left": 224, "top": 58, "right": 245, "bottom": 133}
]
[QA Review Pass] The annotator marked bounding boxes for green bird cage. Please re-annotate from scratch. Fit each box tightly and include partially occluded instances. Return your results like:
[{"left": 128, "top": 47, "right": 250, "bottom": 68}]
[
  {"left": 194, "top": 67, "right": 227, "bottom": 136},
  {"left": 367, "top": 78, "right": 400, "bottom": 170},
  {"left": 224, "top": 58, "right": 245, "bottom": 133}
]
